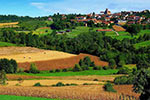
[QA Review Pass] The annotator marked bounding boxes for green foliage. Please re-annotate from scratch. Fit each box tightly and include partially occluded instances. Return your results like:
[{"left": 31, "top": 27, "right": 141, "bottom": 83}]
[
  {"left": 34, "top": 82, "right": 42, "bottom": 87},
  {"left": 0, "top": 95, "right": 59, "bottom": 100},
  {"left": 73, "top": 64, "right": 82, "bottom": 72},
  {"left": 117, "top": 67, "right": 133, "bottom": 74},
  {"left": 18, "top": 69, "right": 118, "bottom": 76},
  {"left": 0, "top": 70, "right": 7, "bottom": 85},
  {"left": 29, "top": 63, "right": 40, "bottom": 74},
  {"left": 93, "top": 66, "right": 103, "bottom": 70},
  {"left": 133, "top": 68, "right": 150, "bottom": 100},
  {"left": 114, "top": 76, "right": 134, "bottom": 85},
  {"left": 0, "top": 59, "right": 18, "bottom": 73},
  {"left": 52, "top": 82, "right": 78, "bottom": 87},
  {"left": 93, "top": 79, "right": 99, "bottom": 81},
  {"left": 109, "top": 59, "right": 116, "bottom": 69},
  {"left": 104, "top": 82, "right": 116, "bottom": 92},
  {"left": 126, "top": 24, "right": 141, "bottom": 36}
]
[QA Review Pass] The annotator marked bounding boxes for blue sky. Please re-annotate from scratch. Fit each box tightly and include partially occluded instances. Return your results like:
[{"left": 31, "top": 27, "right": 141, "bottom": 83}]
[{"left": 0, "top": 0, "right": 150, "bottom": 17}]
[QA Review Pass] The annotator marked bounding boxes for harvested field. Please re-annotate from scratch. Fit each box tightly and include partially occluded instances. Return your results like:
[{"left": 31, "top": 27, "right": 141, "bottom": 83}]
[
  {"left": 6, "top": 74, "right": 48, "bottom": 80},
  {"left": 7, "top": 74, "right": 121, "bottom": 82},
  {"left": 0, "top": 85, "right": 139, "bottom": 100},
  {"left": 7, "top": 79, "right": 103, "bottom": 86},
  {"left": 114, "top": 85, "right": 140, "bottom": 99},
  {"left": 0, "top": 47, "right": 108, "bottom": 70},
  {"left": 18, "top": 53, "right": 108, "bottom": 70},
  {"left": 0, "top": 47, "right": 77, "bottom": 63},
  {"left": 113, "top": 25, "right": 126, "bottom": 32}
]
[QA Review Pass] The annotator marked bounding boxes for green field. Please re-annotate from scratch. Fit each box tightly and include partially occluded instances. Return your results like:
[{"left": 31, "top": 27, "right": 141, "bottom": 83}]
[
  {"left": 18, "top": 69, "right": 118, "bottom": 77},
  {"left": 134, "top": 40, "right": 150, "bottom": 49},
  {"left": 33, "top": 28, "right": 53, "bottom": 36},
  {"left": 0, "top": 42, "right": 17, "bottom": 47},
  {"left": 0, "top": 95, "right": 60, "bottom": 100},
  {"left": 111, "top": 30, "right": 150, "bottom": 40}
]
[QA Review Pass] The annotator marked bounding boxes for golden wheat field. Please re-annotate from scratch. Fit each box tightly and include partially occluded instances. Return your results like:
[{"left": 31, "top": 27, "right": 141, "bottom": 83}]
[
  {"left": 0, "top": 47, "right": 77, "bottom": 63},
  {"left": 0, "top": 22, "right": 19, "bottom": 28}
]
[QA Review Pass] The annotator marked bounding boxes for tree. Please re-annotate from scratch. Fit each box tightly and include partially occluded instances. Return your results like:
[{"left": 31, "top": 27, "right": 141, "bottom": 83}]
[
  {"left": 0, "top": 70, "right": 7, "bottom": 85},
  {"left": 0, "top": 59, "right": 18, "bottom": 73},
  {"left": 109, "top": 59, "right": 116, "bottom": 69},
  {"left": 133, "top": 68, "right": 150, "bottom": 100},
  {"left": 126, "top": 24, "right": 141, "bottom": 36},
  {"left": 83, "top": 56, "right": 91, "bottom": 67}
]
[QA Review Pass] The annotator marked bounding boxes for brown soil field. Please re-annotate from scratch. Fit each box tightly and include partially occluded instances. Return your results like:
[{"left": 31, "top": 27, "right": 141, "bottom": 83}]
[
  {"left": 0, "top": 85, "right": 139, "bottom": 100},
  {"left": 18, "top": 53, "right": 108, "bottom": 70},
  {"left": 6, "top": 74, "right": 121, "bottom": 82},
  {"left": 6, "top": 74, "right": 48, "bottom": 80}
]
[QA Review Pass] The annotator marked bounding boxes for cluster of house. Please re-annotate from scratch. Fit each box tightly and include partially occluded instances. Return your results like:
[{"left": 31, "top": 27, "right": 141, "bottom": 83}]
[
  {"left": 48, "top": 9, "right": 150, "bottom": 26},
  {"left": 71, "top": 9, "right": 150, "bottom": 26}
]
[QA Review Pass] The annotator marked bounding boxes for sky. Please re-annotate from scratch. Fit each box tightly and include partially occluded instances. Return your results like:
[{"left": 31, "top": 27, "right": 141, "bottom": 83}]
[{"left": 0, "top": 0, "right": 150, "bottom": 17}]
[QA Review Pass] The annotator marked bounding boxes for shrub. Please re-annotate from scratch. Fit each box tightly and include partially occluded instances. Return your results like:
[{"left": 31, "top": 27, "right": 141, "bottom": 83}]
[
  {"left": 73, "top": 64, "right": 82, "bottom": 72},
  {"left": 29, "top": 63, "right": 40, "bottom": 74},
  {"left": 49, "top": 70, "right": 55, "bottom": 73},
  {"left": 114, "top": 76, "right": 134, "bottom": 85},
  {"left": 117, "top": 67, "right": 132, "bottom": 74},
  {"left": 93, "top": 66, "right": 103, "bottom": 70},
  {"left": 55, "top": 69, "right": 60, "bottom": 72},
  {"left": 104, "top": 82, "right": 116, "bottom": 92},
  {"left": 0, "top": 70, "right": 7, "bottom": 85},
  {"left": 55, "top": 82, "right": 65, "bottom": 87},
  {"left": 17, "top": 68, "right": 24, "bottom": 73},
  {"left": 34, "top": 82, "right": 42, "bottom": 87},
  {"left": 83, "top": 56, "right": 91, "bottom": 67},
  {"left": 103, "top": 66, "right": 110, "bottom": 70},
  {"left": 62, "top": 68, "right": 68, "bottom": 72},
  {"left": 83, "top": 83, "right": 89, "bottom": 85},
  {"left": 93, "top": 79, "right": 99, "bottom": 81}
]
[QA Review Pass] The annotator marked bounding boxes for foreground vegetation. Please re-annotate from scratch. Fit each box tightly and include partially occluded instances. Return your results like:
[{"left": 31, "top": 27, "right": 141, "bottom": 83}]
[
  {"left": 18, "top": 69, "right": 118, "bottom": 77},
  {"left": 0, "top": 95, "right": 60, "bottom": 100}
]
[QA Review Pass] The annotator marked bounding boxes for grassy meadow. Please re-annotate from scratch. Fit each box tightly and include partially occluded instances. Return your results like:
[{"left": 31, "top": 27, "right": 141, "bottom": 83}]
[{"left": 18, "top": 69, "right": 118, "bottom": 77}]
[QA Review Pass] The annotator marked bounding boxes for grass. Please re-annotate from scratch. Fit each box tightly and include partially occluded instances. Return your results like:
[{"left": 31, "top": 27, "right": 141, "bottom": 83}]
[
  {"left": 66, "top": 26, "right": 90, "bottom": 38},
  {"left": 33, "top": 28, "right": 53, "bottom": 36},
  {"left": 18, "top": 69, "right": 118, "bottom": 77},
  {"left": 134, "top": 40, "right": 150, "bottom": 49},
  {"left": 0, "top": 42, "right": 17, "bottom": 47},
  {"left": 0, "top": 95, "right": 61, "bottom": 100}
]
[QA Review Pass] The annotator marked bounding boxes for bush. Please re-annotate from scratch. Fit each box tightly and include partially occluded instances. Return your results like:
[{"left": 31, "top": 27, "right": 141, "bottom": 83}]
[
  {"left": 93, "top": 66, "right": 103, "bottom": 70},
  {"left": 103, "top": 66, "right": 110, "bottom": 70},
  {"left": 55, "top": 69, "right": 60, "bottom": 72},
  {"left": 55, "top": 82, "right": 65, "bottom": 87},
  {"left": 117, "top": 67, "right": 132, "bottom": 74},
  {"left": 34, "top": 82, "right": 42, "bottom": 87},
  {"left": 29, "top": 63, "right": 40, "bottom": 74},
  {"left": 17, "top": 68, "right": 24, "bottom": 73},
  {"left": 93, "top": 79, "right": 99, "bottom": 81},
  {"left": 114, "top": 76, "right": 134, "bottom": 85},
  {"left": 104, "top": 82, "right": 116, "bottom": 92},
  {"left": 49, "top": 70, "right": 55, "bottom": 73},
  {"left": 73, "top": 64, "right": 82, "bottom": 72},
  {"left": 62, "top": 68, "right": 68, "bottom": 72}
]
